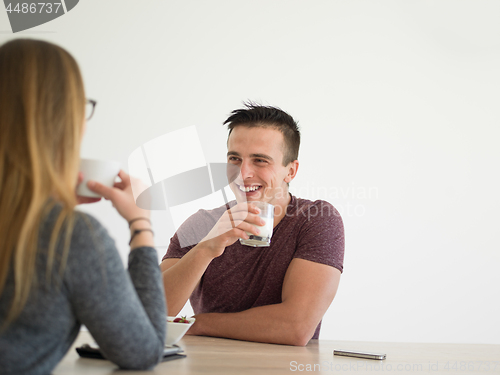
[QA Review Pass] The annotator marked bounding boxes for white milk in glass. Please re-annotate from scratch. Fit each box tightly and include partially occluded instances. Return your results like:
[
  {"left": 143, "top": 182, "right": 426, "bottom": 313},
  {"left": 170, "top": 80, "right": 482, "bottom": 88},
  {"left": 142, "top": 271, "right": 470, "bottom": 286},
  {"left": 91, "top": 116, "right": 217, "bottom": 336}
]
[{"left": 239, "top": 202, "right": 274, "bottom": 247}]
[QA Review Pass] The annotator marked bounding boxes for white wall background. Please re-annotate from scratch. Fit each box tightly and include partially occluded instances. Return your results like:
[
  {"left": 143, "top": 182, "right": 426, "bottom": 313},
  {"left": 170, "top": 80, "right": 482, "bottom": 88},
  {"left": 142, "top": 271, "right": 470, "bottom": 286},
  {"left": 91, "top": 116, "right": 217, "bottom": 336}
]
[{"left": 1, "top": 0, "right": 499, "bottom": 345}]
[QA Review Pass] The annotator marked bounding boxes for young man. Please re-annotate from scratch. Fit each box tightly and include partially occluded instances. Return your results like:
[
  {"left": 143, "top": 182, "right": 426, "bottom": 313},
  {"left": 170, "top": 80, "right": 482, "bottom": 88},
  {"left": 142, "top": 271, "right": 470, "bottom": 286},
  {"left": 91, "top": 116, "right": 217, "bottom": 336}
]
[{"left": 160, "top": 104, "right": 344, "bottom": 346}]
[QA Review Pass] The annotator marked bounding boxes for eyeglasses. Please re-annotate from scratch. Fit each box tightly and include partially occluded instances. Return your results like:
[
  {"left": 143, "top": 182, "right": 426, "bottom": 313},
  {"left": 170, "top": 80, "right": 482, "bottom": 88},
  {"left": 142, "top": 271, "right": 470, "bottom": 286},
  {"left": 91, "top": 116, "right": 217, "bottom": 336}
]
[{"left": 85, "top": 99, "right": 97, "bottom": 121}]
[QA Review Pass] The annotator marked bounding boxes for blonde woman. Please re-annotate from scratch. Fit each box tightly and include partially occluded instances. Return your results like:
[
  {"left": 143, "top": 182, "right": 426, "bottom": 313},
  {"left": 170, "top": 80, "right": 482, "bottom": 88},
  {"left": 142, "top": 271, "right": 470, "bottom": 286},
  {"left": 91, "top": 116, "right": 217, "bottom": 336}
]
[{"left": 0, "top": 39, "right": 166, "bottom": 373}]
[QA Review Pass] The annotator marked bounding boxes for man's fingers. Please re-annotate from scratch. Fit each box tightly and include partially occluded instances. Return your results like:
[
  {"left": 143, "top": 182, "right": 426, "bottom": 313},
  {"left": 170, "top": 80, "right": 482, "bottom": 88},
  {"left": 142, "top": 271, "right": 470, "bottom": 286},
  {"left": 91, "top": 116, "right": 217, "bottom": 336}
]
[
  {"left": 232, "top": 228, "right": 250, "bottom": 240},
  {"left": 218, "top": 219, "right": 260, "bottom": 237},
  {"left": 236, "top": 222, "right": 260, "bottom": 236},
  {"left": 247, "top": 203, "right": 262, "bottom": 214},
  {"left": 228, "top": 203, "right": 260, "bottom": 221},
  {"left": 231, "top": 202, "right": 260, "bottom": 213},
  {"left": 225, "top": 211, "right": 244, "bottom": 227},
  {"left": 228, "top": 207, "right": 250, "bottom": 222},
  {"left": 227, "top": 211, "right": 264, "bottom": 227}
]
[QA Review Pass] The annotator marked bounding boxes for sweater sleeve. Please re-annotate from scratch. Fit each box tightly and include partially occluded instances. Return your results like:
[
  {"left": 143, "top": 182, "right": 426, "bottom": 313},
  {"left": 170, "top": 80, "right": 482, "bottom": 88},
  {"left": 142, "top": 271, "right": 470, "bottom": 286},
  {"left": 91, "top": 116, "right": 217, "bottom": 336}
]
[{"left": 64, "top": 213, "right": 166, "bottom": 370}]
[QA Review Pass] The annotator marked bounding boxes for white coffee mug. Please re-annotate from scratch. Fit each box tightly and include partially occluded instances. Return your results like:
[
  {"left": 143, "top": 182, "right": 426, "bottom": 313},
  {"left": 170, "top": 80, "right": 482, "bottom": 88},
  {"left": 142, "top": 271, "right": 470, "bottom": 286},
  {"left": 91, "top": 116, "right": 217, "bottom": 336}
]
[{"left": 77, "top": 158, "right": 120, "bottom": 198}]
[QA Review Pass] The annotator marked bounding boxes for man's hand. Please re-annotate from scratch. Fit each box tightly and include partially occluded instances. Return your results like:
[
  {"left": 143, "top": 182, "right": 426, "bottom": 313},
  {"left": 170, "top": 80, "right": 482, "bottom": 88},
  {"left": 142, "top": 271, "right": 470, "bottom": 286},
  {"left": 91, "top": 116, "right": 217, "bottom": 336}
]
[
  {"left": 160, "top": 202, "right": 266, "bottom": 316},
  {"left": 199, "top": 202, "right": 264, "bottom": 259}
]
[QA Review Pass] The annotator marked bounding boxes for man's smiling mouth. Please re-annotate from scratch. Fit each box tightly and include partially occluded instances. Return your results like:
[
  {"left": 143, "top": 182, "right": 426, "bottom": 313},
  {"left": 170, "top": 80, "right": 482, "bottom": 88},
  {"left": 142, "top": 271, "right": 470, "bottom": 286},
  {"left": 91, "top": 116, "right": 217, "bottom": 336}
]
[{"left": 237, "top": 184, "right": 262, "bottom": 193}]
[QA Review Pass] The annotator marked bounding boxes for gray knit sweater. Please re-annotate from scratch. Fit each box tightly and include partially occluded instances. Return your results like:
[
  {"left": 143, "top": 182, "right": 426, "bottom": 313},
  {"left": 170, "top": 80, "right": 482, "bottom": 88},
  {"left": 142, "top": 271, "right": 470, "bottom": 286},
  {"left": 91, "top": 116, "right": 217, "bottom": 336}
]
[{"left": 0, "top": 206, "right": 166, "bottom": 374}]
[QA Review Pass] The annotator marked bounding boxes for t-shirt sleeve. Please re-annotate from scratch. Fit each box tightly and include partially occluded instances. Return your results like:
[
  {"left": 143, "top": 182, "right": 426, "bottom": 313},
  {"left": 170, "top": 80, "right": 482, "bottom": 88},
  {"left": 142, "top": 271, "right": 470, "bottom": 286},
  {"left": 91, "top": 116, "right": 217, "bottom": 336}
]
[
  {"left": 64, "top": 212, "right": 166, "bottom": 370},
  {"left": 293, "top": 200, "right": 344, "bottom": 273},
  {"left": 163, "top": 232, "right": 190, "bottom": 260},
  {"left": 162, "top": 209, "right": 218, "bottom": 261}
]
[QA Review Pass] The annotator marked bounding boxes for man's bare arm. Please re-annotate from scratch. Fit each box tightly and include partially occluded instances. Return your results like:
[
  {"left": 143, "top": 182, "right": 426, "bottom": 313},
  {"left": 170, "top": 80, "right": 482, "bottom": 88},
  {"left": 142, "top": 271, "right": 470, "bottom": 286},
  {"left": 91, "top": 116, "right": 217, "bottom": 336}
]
[
  {"left": 161, "top": 203, "right": 264, "bottom": 316},
  {"left": 160, "top": 245, "right": 214, "bottom": 316},
  {"left": 186, "top": 258, "right": 341, "bottom": 346}
]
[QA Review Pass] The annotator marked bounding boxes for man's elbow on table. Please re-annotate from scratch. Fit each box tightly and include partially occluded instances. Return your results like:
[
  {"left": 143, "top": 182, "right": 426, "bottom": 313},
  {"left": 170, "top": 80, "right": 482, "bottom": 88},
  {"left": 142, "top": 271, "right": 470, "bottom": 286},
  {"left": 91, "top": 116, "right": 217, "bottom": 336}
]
[
  {"left": 281, "top": 318, "right": 317, "bottom": 346},
  {"left": 286, "top": 333, "right": 312, "bottom": 347}
]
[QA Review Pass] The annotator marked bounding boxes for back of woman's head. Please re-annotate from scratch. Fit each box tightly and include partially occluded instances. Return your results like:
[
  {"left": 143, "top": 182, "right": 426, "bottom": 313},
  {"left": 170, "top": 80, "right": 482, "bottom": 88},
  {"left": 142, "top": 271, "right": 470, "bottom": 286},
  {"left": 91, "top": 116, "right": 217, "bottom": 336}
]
[
  {"left": 0, "top": 39, "right": 85, "bottom": 326},
  {"left": 0, "top": 39, "right": 85, "bottom": 200}
]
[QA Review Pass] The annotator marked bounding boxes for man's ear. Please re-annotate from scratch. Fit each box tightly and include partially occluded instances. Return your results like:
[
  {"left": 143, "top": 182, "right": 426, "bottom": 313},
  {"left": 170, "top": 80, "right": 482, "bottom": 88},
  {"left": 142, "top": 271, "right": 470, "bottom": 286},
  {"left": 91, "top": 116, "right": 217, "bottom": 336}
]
[{"left": 284, "top": 160, "right": 299, "bottom": 183}]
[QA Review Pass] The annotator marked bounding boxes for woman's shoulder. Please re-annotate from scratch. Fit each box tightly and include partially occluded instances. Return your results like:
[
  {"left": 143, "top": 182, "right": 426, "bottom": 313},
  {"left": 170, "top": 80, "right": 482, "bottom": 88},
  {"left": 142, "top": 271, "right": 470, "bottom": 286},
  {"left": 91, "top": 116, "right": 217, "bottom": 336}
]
[
  {"left": 72, "top": 209, "right": 107, "bottom": 237},
  {"left": 43, "top": 202, "right": 103, "bottom": 228},
  {"left": 40, "top": 203, "right": 113, "bottom": 252}
]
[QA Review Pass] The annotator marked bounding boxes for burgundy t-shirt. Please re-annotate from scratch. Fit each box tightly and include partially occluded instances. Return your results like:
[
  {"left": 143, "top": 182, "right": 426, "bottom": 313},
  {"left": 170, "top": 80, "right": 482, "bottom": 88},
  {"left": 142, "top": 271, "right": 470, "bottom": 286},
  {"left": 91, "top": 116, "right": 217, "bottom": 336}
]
[{"left": 163, "top": 195, "right": 344, "bottom": 339}]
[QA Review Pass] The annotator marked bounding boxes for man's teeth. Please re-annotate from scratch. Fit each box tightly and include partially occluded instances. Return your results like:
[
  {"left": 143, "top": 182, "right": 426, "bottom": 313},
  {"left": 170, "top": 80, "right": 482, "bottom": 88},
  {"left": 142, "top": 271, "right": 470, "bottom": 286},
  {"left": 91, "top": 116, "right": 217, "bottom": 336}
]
[{"left": 239, "top": 185, "right": 261, "bottom": 192}]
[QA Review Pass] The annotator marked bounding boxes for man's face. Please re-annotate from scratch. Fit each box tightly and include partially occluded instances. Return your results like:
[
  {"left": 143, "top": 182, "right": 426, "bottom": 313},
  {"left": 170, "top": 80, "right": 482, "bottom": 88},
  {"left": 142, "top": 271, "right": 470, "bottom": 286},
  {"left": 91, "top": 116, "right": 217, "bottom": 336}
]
[{"left": 227, "top": 126, "right": 297, "bottom": 204}]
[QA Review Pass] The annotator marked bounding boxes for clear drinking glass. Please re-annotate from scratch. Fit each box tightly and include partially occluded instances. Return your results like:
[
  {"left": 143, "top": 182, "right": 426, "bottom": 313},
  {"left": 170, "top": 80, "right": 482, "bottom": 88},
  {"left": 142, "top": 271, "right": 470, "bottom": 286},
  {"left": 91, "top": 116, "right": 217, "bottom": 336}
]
[{"left": 239, "top": 201, "right": 274, "bottom": 247}]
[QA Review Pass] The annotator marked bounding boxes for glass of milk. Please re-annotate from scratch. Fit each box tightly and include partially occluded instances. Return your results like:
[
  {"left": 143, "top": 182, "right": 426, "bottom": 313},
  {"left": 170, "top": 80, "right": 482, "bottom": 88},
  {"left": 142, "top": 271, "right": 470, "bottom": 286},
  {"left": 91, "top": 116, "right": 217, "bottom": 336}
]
[{"left": 239, "top": 201, "right": 274, "bottom": 247}]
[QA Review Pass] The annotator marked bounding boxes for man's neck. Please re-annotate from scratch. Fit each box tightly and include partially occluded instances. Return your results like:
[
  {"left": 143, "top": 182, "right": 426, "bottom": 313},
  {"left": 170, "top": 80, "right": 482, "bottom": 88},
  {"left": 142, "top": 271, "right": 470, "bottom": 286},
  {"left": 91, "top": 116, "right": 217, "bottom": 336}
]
[{"left": 272, "top": 192, "right": 291, "bottom": 228}]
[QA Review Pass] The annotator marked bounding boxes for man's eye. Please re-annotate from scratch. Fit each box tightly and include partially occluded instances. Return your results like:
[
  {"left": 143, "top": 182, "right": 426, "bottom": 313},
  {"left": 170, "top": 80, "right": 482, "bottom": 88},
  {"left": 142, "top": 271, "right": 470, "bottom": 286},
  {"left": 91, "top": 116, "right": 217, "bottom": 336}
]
[
  {"left": 255, "top": 159, "right": 266, "bottom": 163},
  {"left": 228, "top": 157, "right": 240, "bottom": 162}
]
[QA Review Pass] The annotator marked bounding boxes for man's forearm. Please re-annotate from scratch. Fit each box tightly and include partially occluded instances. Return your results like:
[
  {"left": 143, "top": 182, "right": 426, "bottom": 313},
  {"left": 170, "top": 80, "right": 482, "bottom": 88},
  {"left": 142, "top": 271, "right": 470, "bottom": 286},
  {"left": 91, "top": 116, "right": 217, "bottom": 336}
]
[
  {"left": 187, "top": 259, "right": 340, "bottom": 346},
  {"left": 161, "top": 244, "right": 214, "bottom": 316},
  {"left": 188, "top": 302, "right": 317, "bottom": 346}
]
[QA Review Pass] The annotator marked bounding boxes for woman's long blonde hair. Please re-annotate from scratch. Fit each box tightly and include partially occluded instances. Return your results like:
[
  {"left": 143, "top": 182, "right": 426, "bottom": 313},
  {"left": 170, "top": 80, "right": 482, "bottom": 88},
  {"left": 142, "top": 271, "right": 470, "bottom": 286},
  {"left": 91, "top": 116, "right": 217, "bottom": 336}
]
[{"left": 0, "top": 39, "right": 85, "bottom": 326}]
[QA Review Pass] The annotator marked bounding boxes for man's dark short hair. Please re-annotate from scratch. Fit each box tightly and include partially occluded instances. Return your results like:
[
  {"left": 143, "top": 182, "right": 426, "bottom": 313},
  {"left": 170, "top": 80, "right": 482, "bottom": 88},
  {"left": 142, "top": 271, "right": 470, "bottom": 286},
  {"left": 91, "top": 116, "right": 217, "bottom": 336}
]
[{"left": 224, "top": 102, "right": 300, "bottom": 166}]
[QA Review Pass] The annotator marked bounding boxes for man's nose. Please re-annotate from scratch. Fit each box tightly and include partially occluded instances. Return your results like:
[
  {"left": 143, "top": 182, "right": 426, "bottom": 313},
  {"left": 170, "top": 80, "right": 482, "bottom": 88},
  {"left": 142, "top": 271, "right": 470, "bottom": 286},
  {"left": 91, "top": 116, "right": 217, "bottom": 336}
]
[{"left": 240, "top": 160, "right": 254, "bottom": 179}]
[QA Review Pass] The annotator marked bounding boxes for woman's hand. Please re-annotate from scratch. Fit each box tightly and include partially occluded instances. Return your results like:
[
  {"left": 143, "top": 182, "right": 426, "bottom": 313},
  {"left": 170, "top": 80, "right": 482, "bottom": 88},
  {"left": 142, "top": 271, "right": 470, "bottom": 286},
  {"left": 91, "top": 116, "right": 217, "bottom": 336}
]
[
  {"left": 76, "top": 172, "right": 101, "bottom": 204},
  {"left": 86, "top": 170, "right": 150, "bottom": 222}
]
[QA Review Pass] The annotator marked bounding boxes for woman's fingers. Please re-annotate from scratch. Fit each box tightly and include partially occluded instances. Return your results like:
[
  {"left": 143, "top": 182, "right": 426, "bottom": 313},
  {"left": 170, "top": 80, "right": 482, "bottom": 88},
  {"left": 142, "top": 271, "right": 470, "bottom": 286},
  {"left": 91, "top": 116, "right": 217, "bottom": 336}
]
[
  {"left": 113, "top": 181, "right": 126, "bottom": 190},
  {"left": 87, "top": 180, "right": 113, "bottom": 200},
  {"left": 75, "top": 172, "right": 103, "bottom": 204},
  {"left": 117, "top": 170, "right": 131, "bottom": 186},
  {"left": 77, "top": 171, "right": 84, "bottom": 185}
]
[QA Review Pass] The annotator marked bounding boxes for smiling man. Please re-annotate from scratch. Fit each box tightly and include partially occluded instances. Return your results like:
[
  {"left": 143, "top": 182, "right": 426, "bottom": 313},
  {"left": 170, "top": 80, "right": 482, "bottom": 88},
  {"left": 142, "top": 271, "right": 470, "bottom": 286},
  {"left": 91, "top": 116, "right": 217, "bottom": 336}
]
[{"left": 160, "top": 103, "right": 344, "bottom": 346}]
